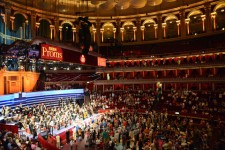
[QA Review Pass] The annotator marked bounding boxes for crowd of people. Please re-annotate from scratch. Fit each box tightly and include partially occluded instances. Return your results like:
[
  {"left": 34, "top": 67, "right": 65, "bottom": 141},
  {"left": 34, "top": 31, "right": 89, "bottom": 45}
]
[
  {"left": 0, "top": 130, "right": 42, "bottom": 150},
  {"left": 0, "top": 89, "right": 224, "bottom": 150},
  {"left": 0, "top": 97, "right": 95, "bottom": 150},
  {"left": 86, "top": 91, "right": 225, "bottom": 150}
]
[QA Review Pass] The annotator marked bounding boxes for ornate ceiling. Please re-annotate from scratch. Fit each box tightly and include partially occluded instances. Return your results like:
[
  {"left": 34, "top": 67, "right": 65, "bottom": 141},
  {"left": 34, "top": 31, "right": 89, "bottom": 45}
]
[{"left": 8, "top": 0, "right": 205, "bottom": 17}]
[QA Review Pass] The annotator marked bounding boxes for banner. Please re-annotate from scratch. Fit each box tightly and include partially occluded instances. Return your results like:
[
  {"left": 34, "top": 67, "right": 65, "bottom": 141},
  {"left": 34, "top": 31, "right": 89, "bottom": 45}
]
[
  {"left": 98, "top": 57, "right": 106, "bottom": 67},
  {"left": 41, "top": 44, "right": 63, "bottom": 61}
]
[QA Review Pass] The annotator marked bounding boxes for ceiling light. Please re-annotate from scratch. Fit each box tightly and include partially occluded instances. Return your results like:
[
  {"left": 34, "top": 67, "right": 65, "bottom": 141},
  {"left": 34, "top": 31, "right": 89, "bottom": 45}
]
[{"left": 221, "top": 9, "right": 224, "bottom": 12}]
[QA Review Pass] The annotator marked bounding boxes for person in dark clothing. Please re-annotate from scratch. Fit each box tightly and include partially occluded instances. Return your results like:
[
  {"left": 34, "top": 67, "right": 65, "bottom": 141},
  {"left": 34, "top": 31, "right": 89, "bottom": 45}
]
[
  {"left": 138, "top": 140, "right": 143, "bottom": 150},
  {"left": 66, "top": 130, "right": 70, "bottom": 144},
  {"left": 33, "top": 128, "right": 37, "bottom": 139}
]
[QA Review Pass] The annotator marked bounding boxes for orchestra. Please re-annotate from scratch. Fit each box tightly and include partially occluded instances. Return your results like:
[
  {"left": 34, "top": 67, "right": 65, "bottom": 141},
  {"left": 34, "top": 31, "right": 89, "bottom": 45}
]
[{"left": 0, "top": 97, "right": 94, "bottom": 139}]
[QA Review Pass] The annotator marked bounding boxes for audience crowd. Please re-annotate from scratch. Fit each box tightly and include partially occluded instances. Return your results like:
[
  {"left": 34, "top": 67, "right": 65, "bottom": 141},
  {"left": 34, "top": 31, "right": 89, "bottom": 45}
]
[{"left": 0, "top": 89, "right": 224, "bottom": 150}]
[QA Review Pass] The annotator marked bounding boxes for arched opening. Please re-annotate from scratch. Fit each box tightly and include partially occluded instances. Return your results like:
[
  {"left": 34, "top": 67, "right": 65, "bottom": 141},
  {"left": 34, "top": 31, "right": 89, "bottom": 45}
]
[
  {"left": 124, "top": 25, "right": 134, "bottom": 42},
  {"left": 14, "top": 14, "right": 26, "bottom": 38},
  {"left": 166, "top": 19, "right": 178, "bottom": 38},
  {"left": 215, "top": 6, "right": 225, "bottom": 30},
  {"left": 62, "top": 23, "right": 73, "bottom": 42},
  {"left": 39, "top": 19, "right": 50, "bottom": 39},
  {"left": 103, "top": 25, "right": 114, "bottom": 43},
  {"left": 144, "top": 22, "right": 155, "bottom": 41},
  {"left": 188, "top": 10, "right": 204, "bottom": 35}
]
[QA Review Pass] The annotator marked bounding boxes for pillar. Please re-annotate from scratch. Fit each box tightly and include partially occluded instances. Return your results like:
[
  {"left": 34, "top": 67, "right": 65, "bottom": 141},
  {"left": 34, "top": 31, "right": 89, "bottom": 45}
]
[
  {"left": 54, "top": 17, "right": 59, "bottom": 41},
  {"left": 113, "top": 28, "right": 116, "bottom": 39},
  {"left": 141, "top": 26, "right": 145, "bottom": 40},
  {"left": 100, "top": 28, "right": 104, "bottom": 42},
  {"left": 72, "top": 27, "right": 76, "bottom": 42},
  {"left": 10, "top": 16, "right": 15, "bottom": 30},
  {"left": 179, "top": 9, "right": 186, "bottom": 37},
  {"left": 5, "top": 4, "right": 11, "bottom": 29},
  {"left": 162, "top": 23, "right": 166, "bottom": 38},
  {"left": 201, "top": 15, "right": 206, "bottom": 32},
  {"left": 31, "top": 12, "right": 36, "bottom": 39},
  {"left": 35, "top": 22, "right": 40, "bottom": 36},
  {"left": 116, "top": 18, "right": 121, "bottom": 41},
  {"left": 121, "top": 28, "right": 124, "bottom": 42},
  {"left": 157, "top": 14, "right": 163, "bottom": 40},
  {"left": 93, "top": 28, "right": 96, "bottom": 42},
  {"left": 205, "top": 3, "right": 212, "bottom": 32},
  {"left": 176, "top": 20, "right": 180, "bottom": 36},
  {"left": 185, "top": 19, "right": 190, "bottom": 35},
  {"left": 50, "top": 25, "right": 55, "bottom": 40},
  {"left": 133, "top": 27, "right": 137, "bottom": 41},
  {"left": 25, "top": 20, "right": 29, "bottom": 39},
  {"left": 211, "top": 12, "right": 217, "bottom": 30},
  {"left": 96, "top": 19, "right": 101, "bottom": 45},
  {"left": 136, "top": 17, "right": 141, "bottom": 42},
  {"left": 154, "top": 24, "right": 158, "bottom": 39},
  {"left": 1, "top": 14, "right": 6, "bottom": 44},
  {"left": 59, "top": 26, "right": 62, "bottom": 41}
]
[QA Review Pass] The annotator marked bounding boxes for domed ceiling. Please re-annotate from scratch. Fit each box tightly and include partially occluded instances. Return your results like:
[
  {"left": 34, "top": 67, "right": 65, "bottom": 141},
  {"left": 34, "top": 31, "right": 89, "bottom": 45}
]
[{"left": 11, "top": 0, "right": 204, "bottom": 17}]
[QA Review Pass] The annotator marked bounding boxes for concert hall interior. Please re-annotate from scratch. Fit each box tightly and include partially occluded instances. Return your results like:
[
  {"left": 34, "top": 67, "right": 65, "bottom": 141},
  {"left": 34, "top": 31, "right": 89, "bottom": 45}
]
[{"left": 0, "top": 0, "right": 225, "bottom": 150}]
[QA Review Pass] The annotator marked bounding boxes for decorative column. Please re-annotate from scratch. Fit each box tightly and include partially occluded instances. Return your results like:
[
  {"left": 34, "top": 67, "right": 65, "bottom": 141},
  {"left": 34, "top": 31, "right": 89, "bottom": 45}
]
[
  {"left": 96, "top": 19, "right": 101, "bottom": 45},
  {"left": 185, "top": 18, "right": 190, "bottom": 35},
  {"left": 1, "top": 14, "right": 6, "bottom": 44},
  {"left": 157, "top": 14, "right": 163, "bottom": 40},
  {"left": 31, "top": 12, "right": 36, "bottom": 39},
  {"left": 162, "top": 23, "right": 166, "bottom": 38},
  {"left": 141, "top": 26, "right": 145, "bottom": 40},
  {"left": 201, "top": 15, "right": 206, "bottom": 32},
  {"left": 10, "top": 16, "right": 15, "bottom": 30},
  {"left": 205, "top": 3, "right": 212, "bottom": 32},
  {"left": 25, "top": 20, "right": 29, "bottom": 39},
  {"left": 100, "top": 28, "right": 104, "bottom": 42},
  {"left": 120, "top": 28, "right": 124, "bottom": 42},
  {"left": 154, "top": 24, "right": 158, "bottom": 39},
  {"left": 93, "top": 28, "right": 96, "bottom": 42},
  {"left": 211, "top": 12, "right": 217, "bottom": 30},
  {"left": 136, "top": 17, "right": 141, "bottom": 42},
  {"left": 72, "top": 27, "right": 76, "bottom": 42},
  {"left": 179, "top": 9, "right": 186, "bottom": 37},
  {"left": 50, "top": 25, "right": 55, "bottom": 40},
  {"left": 23, "top": 22, "right": 26, "bottom": 39},
  {"left": 116, "top": 18, "right": 121, "bottom": 41},
  {"left": 176, "top": 20, "right": 180, "bottom": 36},
  {"left": 133, "top": 27, "right": 137, "bottom": 41},
  {"left": 5, "top": 4, "right": 11, "bottom": 29},
  {"left": 113, "top": 28, "right": 116, "bottom": 39},
  {"left": 35, "top": 22, "right": 40, "bottom": 36},
  {"left": 54, "top": 17, "right": 59, "bottom": 41},
  {"left": 59, "top": 26, "right": 62, "bottom": 41}
]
